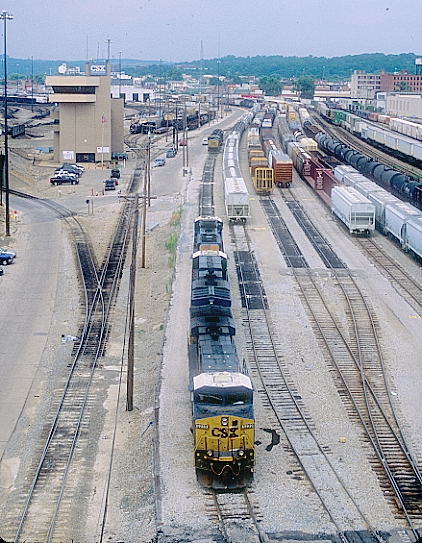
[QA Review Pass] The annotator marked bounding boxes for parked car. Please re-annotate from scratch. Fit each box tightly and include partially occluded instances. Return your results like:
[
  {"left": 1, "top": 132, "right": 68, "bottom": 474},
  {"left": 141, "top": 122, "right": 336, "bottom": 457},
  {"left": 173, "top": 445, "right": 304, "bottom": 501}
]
[
  {"left": 54, "top": 169, "right": 78, "bottom": 179},
  {"left": 153, "top": 158, "right": 166, "bottom": 167},
  {"left": 0, "top": 247, "right": 16, "bottom": 258},
  {"left": 50, "top": 173, "right": 79, "bottom": 185},
  {"left": 166, "top": 148, "right": 177, "bottom": 158},
  {"left": 111, "top": 168, "right": 120, "bottom": 179},
  {"left": 0, "top": 266, "right": 4, "bottom": 276},
  {"left": 62, "top": 163, "right": 84, "bottom": 175},
  {"left": 0, "top": 248, "right": 15, "bottom": 265},
  {"left": 104, "top": 178, "right": 117, "bottom": 191}
]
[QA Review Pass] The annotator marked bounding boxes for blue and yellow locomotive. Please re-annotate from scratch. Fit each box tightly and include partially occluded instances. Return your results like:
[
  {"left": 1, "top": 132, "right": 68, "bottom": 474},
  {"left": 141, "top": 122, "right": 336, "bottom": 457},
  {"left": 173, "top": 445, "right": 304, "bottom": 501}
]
[{"left": 189, "top": 216, "right": 255, "bottom": 489}]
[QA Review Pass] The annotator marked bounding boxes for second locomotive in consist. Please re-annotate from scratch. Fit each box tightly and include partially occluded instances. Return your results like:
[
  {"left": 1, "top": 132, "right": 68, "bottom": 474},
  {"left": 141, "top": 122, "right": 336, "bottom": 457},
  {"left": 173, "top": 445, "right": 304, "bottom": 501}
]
[
  {"left": 208, "top": 129, "right": 224, "bottom": 152},
  {"left": 189, "top": 217, "right": 255, "bottom": 489}
]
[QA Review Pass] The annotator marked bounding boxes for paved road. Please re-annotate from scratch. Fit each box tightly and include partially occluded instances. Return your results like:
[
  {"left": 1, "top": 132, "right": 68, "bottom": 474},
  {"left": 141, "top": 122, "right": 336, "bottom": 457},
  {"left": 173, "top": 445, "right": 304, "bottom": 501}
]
[{"left": 0, "top": 197, "right": 63, "bottom": 460}]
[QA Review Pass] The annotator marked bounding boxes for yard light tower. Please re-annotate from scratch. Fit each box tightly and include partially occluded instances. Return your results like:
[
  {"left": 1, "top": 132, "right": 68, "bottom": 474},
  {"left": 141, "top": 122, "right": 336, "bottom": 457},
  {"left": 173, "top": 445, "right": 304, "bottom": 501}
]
[{"left": 1, "top": 10, "right": 13, "bottom": 236}]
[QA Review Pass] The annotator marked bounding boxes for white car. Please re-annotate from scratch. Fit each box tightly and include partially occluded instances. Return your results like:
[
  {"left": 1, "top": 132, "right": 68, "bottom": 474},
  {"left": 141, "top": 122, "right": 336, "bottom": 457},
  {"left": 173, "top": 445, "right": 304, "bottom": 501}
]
[
  {"left": 202, "top": 138, "right": 208, "bottom": 145},
  {"left": 54, "top": 169, "right": 78, "bottom": 179}
]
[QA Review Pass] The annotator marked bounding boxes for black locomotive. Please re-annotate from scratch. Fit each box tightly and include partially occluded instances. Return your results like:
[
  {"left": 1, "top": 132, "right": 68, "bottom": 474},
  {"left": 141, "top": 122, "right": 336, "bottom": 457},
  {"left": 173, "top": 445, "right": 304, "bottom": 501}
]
[{"left": 189, "top": 216, "right": 255, "bottom": 489}]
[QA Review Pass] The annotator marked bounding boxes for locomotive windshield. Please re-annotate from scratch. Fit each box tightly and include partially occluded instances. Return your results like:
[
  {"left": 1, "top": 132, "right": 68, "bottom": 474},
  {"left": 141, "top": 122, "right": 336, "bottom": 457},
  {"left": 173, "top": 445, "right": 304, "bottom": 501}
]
[{"left": 195, "top": 388, "right": 252, "bottom": 406}]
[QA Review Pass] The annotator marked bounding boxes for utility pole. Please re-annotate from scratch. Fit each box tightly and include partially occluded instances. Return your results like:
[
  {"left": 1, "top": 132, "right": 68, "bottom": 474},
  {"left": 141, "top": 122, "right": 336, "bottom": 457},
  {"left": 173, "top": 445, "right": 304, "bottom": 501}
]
[
  {"left": 106, "top": 38, "right": 111, "bottom": 65},
  {"left": 183, "top": 99, "right": 187, "bottom": 168},
  {"left": 118, "top": 51, "right": 122, "bottom": 98},
  {"left": 31, "top": 55, "right": 34, "bottom": 112},
  {"left": 141, "top": 155, "right": 148, "bottom": 268},
  {"left": 198, "top": 40, "right": 204, "bottom": 130},
  {"left": 120, "top": 174, "right": 156, "bottom": 411},
  {"left": 217, "top": 34, "right": 221, "bottom": 119},
  {"left": 146, "top": 131, "right": 151, "bottom": 207},
  {"left": 1, "top": 11, "right": 13, "bottom": 237},
  {"left": 127, "top": 192, "right": 139, "bottom": 411}
]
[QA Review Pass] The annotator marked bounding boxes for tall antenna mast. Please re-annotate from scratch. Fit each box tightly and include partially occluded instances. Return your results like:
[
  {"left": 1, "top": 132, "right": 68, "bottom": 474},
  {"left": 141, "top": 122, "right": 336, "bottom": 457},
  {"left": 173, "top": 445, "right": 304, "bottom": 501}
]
[
  {"left": 198, "top": 40, "right": 204, "bottom": 128},
  {"left": 217, "top": 35, "right": 221, "bottom": 119},
  {"left": 107, "top": 38, "right": 111, "bottom": 64}
]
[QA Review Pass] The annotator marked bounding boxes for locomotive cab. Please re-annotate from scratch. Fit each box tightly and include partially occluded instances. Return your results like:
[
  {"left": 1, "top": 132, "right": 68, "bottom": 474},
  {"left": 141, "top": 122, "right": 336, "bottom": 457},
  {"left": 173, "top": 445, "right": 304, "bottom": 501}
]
[{"left": 192, "top": 372, "right": 255, "bottom": 489}]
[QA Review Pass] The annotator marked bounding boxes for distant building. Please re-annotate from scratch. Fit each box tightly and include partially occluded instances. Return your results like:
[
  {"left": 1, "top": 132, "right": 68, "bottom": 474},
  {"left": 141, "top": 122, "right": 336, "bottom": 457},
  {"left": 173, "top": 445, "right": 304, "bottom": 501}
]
[
  {"left": 46, "top": 62, "right": 124, "bottom": 164},
  {"left": 351, "top": 71, "right": 382, "bottom": 99},
  {"left": 351, "top": 70, "right": 422, "bottom": 99},
  {"left": 385, "top": 93, "right": 422, "bottom": 120}
]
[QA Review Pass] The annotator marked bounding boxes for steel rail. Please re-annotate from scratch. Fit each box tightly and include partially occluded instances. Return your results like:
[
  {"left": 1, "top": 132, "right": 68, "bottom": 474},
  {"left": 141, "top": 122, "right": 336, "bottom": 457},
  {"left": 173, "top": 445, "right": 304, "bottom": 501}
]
[
  {"left": 10, "top": 183, "right": 132, "bottom": 540},
  {"left": 231, "top": 223, "right": 382, "bottom": 541}
]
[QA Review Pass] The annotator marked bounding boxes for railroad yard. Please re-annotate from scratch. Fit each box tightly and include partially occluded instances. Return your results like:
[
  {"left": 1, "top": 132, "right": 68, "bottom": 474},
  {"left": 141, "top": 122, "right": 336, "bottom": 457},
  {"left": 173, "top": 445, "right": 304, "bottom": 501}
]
[{"left": 0, "top": 99, "right": 422, "bottom": 543}]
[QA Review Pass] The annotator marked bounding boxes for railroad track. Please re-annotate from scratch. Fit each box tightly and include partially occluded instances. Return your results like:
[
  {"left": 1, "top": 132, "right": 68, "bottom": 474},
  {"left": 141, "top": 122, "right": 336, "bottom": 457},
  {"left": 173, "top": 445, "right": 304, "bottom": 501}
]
[
  {"left": 199, "top": 154, "right": 217, "bottom": 216},
  {"left": 282, "top": 190, "right": 345, "bottom": 268},
  {"left": 6, "top": 160, "right": 144, "bottom": 540},
  {"left": 312, "top": 113, "right": 422, "bottom": 181},
  {"left": 230, "top": 223, "right": 384, "bottom": 542},
  {"left": 257, "top": 189, "right": 422, "bottom": 538},
  {"left": 295, "top": 266, "right": 422, "bottom": 529},
  {"left": 355, "top": 237, "right": 422, "bottom": 316},
  {"left": 204, "top": 489, "right": 266, "bottom": 543}
]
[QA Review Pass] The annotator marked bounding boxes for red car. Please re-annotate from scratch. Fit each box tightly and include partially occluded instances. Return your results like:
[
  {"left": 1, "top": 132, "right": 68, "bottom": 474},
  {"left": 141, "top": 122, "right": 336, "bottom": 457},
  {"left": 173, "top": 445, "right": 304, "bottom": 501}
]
[{"left": 178, "top": 138, "right": 187, "bottom": 146}]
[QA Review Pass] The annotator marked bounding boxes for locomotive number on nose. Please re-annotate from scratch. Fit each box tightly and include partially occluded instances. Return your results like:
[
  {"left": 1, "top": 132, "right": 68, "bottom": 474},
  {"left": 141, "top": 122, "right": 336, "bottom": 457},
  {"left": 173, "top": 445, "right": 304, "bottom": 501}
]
[{"left": 211, "top": 427, "right": 239, "bottom": 438}]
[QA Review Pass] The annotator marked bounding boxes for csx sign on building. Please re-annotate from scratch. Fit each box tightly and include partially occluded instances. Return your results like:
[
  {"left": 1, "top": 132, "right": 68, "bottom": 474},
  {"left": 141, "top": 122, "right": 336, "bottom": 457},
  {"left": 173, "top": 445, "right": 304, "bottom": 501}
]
[{"left": 89, "top": 64, "right": 107, "bottom": 75}]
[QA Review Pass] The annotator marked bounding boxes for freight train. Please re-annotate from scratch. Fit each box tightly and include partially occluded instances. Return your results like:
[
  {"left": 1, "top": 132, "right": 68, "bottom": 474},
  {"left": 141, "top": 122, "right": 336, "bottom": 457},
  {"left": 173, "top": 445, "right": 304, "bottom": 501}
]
[
  {"left": 332, "top": 164, "right": 422, "bottom": 258},
  {"left": 0, "top": 123, "right": 26, "bottom": 137},
  {"left": 316, "top": 103, "right": 422, "bottom": 169},
  {"left": 260, "top": 116, "right": 293, "bottom": 187},
  {"left": 222, "top": 111, "right": 256, "bottom": 222},
  {"left": 283, "top": 121, "right": 422, "bottom": 256},
  {"left": 314, "top": 131, "right": 422, "bottom": 210},
  {"left": 190, "top": 216, "right": 255, "bottom": 489}
]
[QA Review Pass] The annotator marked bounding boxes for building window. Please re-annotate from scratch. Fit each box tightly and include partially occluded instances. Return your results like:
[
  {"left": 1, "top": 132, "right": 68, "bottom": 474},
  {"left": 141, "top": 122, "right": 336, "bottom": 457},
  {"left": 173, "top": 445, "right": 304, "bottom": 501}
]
[{"left": 53, "top": 86, "right": 96, "bottom": 94}]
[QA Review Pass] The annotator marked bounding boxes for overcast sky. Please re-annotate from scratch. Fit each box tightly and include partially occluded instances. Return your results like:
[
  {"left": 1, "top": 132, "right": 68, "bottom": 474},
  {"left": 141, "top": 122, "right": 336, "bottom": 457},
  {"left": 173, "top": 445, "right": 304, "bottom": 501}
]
[{"left": 2, "top": 0, "right": 420, "bottom": 61}]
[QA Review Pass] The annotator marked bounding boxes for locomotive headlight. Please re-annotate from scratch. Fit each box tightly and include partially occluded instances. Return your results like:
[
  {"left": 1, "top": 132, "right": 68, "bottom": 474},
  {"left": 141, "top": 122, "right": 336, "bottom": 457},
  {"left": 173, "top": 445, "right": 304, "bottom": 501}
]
[
  {"left": 207, "top": 449, "right": 213, "bottom": 457},
  {"left": 238, "top": 449, "right": 245, "bottom": 457},
  {"left": 221, "top": 417, "right": 228, "bottom": 426}
]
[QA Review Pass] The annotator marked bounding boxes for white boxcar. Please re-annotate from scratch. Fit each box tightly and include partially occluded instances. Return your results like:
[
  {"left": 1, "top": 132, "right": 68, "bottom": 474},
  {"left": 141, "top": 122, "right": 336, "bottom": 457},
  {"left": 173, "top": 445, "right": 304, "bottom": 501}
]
[
  {"left": 225, "top": 177, "right": 249, "bottom": 222},
  {"left": 404, "top": 217, "right": 422, "bottom": 259},
  {"left": 334, "top": 165, "right": 358, "bottom": 183},
  {"left": 384, "top": 202, "right": 422, "bottom": 245},
  {"left": 390, "top": 118, "right": 422, "bottom": 140},
  {"left": 367, "top": 191, "right": 401, "bottom": 230},
  {"left": 412, "top": 141, "right": 422, "bottom": 161},
  {"left": 342, "top": 172, "right": 369, "bottom": 187},
  {"left": 353, "top": 180, "right": 384, "bottom": 199},
  {"left": 369, "top": 126, "right": 386, "bottom": 146},
  {"left": 396, "top": 137, "right": 413, "bottom": 158},
  {"left": 384, "top": 132, "right": 398, "bottom": 151},
  {"left": 331, "top": 186, "right": 375, "bottom": 235}
]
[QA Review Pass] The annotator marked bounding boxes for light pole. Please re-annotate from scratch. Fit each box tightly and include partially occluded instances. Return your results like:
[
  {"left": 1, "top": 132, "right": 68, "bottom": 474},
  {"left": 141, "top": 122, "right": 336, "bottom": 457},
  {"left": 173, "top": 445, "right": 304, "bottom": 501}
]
[
  {"left": 118, "top": 51, "right": 122, "bottom": 98},
  {"left": 1, "top": 11, "right": 13, "bottom": 237},
  {"left": 31, "top": 55, "right": 34, "bottom": 113}
]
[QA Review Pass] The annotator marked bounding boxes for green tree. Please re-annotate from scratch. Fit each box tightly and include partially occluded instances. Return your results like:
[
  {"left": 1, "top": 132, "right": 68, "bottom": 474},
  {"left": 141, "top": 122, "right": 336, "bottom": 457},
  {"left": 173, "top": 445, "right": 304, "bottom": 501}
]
[
  {"left": 294, "top": 76, "right": 315, "bottom": 99},
  {"left": 396, "top": 81, "right": 409, "bottom": 91},
  {"left": 258, "top": 75, "right": 282, "bottom": 96},
  {"left": 229, "top": 75, "right": 243, "bottom": 85},
  {"left": 9, "top": 73, "right": 25, "bottom": 80}
]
